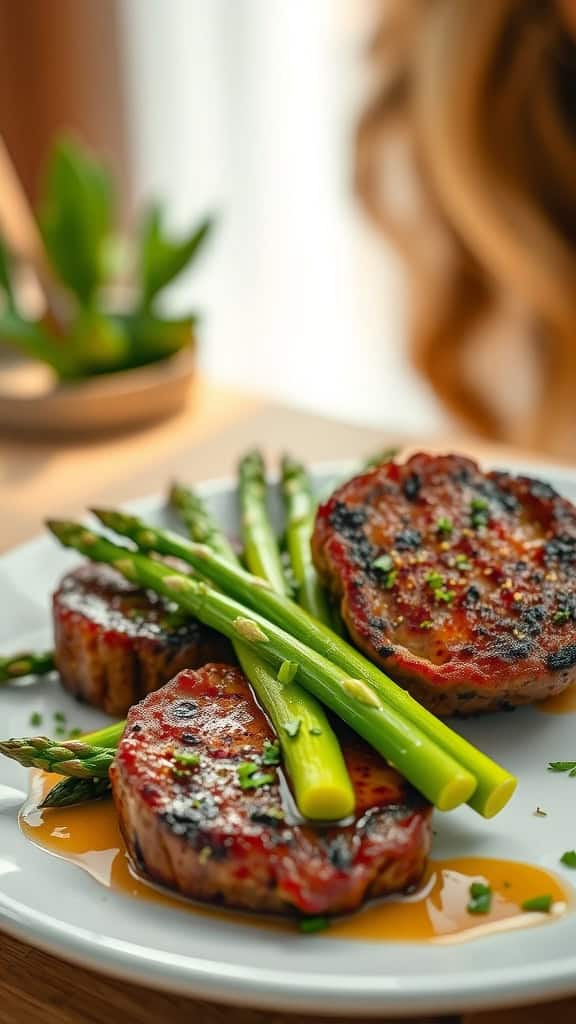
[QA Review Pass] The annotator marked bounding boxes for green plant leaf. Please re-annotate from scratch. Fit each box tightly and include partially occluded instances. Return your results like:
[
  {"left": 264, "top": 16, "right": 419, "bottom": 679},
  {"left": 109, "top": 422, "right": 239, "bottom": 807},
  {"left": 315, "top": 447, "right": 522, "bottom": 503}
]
[
  {"left": 0, "top": 311, "right": 76, "bottom": 377},
  {"left": 0, "top": 233, "right": 16, "bottom": 312},
  {"left": 38, "top": 137, "right": 114, "bottom": 307},
  {"left": 138, "top": 205, "right": 213, "bottom": 309},
  {"left": 120, "top": 312, "right": 196, "bottom": 367},
  {"left": 68, "top": 309, "right": 130, "bottom": 375}
]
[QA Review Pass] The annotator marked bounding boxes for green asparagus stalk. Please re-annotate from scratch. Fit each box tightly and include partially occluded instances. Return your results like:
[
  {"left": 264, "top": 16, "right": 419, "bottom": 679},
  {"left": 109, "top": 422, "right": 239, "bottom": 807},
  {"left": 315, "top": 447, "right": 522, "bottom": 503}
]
[
  {"left": 47, "top": 520, "right": 477, "bottom": 812},
  {"left": 170, "top": 483, "right": 355, "bottom": 820},
  {"left": 169, "top": 483, "right": 238, "bottom": 564},
  {"left": 39, "top": 720, "right": 125, "bottom": 808},
  {"left": 0, "top": 736, "right": 115, "bottom": 777},
  {"left": 238, "top": 450, "right": 291, "bottom": 597},
  {"left": 280, "top": 455, "right": 336, "bottom": 627},
  {"left": 41, "top": 776, "right": 112, "bottom": 808},
  {"left": 91, "top": 509, "right": 515, "bottom": 818},
  {"left": 1, "top": 651, "right": 55, "bottom": 683}
]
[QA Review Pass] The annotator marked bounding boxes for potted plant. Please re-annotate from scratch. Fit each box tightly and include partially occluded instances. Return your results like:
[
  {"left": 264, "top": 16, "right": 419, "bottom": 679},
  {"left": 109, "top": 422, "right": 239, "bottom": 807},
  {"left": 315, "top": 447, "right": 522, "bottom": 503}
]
[{"left": 0, "top": 137, "right": 213, "bottom": 434}]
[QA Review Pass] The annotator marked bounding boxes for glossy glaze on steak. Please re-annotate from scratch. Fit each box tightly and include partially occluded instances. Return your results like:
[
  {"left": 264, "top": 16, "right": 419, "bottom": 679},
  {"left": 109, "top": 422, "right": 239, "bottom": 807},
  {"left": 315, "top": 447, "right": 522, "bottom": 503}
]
[
  {"left": 53, "top": 564, "right": 231, "bottom": 716},
  {"left": 111, "top": 665, "right": 431, "bottom": 915},
  {"left": 312, "top": 452, "right": 576, "bottom": 715}
]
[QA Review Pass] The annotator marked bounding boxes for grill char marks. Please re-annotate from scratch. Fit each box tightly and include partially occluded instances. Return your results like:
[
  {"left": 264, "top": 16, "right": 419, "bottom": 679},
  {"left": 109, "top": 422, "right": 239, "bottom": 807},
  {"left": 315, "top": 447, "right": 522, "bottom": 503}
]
[
  {"left": 110, "top": 665, "right": 431, "bottom": 916},
  {"left": 312, "top": 453, "right": 576, "bottom": 715},
  {"left": 53, "top": 564, "right": 231, "bottom": 716}
]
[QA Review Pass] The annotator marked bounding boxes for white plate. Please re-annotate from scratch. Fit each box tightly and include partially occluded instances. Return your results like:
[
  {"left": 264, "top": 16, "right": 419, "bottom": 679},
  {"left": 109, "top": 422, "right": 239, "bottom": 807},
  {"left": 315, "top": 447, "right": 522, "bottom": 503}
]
[{"left": 2, "top": 459, "right": 576, "bottom": 1018}]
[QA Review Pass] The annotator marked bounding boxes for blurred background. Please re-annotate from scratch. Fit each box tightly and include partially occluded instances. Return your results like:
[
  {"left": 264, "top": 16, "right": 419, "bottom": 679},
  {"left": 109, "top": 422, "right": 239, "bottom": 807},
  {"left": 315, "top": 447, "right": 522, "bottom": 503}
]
[{"left": 1, "top": 0, "right": 575, "bottom": 455}]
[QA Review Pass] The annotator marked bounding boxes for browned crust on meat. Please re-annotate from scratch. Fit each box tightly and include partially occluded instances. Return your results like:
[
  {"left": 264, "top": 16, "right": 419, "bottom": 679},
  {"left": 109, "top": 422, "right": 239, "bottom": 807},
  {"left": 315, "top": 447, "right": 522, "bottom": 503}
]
[
  {"left": 53, "top": 564, "right": 232, "bottom": 716},
  {"left": 312, "top": 452, "right": 576, "bottom": 715},
  {"left": 111, "top": 665, "right": 431, "bottom": 916}
]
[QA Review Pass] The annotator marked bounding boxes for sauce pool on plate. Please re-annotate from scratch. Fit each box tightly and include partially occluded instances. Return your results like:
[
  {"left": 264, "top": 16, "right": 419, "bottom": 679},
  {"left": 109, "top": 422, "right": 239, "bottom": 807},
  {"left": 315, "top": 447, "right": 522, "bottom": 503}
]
[{"left": 20, "top": 772, "right": 569, "bottom": 943}]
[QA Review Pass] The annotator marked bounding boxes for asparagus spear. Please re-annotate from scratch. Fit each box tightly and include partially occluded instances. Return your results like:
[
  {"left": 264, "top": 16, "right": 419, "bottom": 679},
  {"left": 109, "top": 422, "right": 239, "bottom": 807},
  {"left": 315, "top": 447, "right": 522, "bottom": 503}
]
[
  {"left": 0, "top": 736, "right": 114, "bottom": 777},
  {"left": 238, "top": 450, "right": 291, "bottom": 597},
  {"left": 280, "top": 455, "right": 336, "bottom": 627},
  {"left": 41, "top": 776, "right": 112, "bottom": 808},
  {"left": 40, "top": 720, "right": 125, "bottom": 808},
  {"left": 170, "top": 483, "right": 355, "bottom": 820},
  {"left": 1, "top": 651, "right": 55, "bottom": 684},
  {"left": 47, "top": 519, "right": 476, "bottom": 812},
  {"left": 169, "top": 483, "right": 238, "bottom": 563},
  {"left": 91, "top": 509, "right": 515, "bottom": 818}
]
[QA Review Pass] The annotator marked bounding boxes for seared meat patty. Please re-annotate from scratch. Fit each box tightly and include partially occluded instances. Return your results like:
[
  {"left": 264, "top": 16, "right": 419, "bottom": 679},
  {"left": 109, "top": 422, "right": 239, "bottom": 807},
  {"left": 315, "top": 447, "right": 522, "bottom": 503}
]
[
  {"left": 53, "top": 564, "right": 231, "bottom": 716},
  {"left": 111, "top": 665, "right": 431, "bottom": 915},
  {"left": 312, "top": 452, "right": 576, "bottom": 715}
]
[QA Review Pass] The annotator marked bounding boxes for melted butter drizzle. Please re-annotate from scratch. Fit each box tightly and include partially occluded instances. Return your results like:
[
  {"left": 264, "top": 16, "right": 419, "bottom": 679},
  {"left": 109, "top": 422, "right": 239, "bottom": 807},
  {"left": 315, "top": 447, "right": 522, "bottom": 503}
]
[{"left": 20, "top": 772, "right": 569, "bottom": 943}]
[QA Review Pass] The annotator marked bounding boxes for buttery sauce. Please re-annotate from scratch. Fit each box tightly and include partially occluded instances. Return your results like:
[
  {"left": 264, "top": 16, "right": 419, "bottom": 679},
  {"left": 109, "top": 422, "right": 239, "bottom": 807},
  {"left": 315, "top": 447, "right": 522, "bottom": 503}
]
[
  {"left": 537, "top": 682, "right": 576, "bottom": 714},
  {"left": 21, "top": 772, "right": 569, "bottom": 944}
]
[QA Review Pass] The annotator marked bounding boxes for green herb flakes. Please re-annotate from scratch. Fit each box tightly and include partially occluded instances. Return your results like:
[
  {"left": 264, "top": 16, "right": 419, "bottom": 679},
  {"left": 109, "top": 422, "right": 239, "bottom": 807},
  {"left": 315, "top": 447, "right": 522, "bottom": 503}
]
[
  {"left": 53, "top": 711, "right": 67, "bottom": 724},
  {"left": 561, "top": 850, "right": 576, "bottom": 868},
  {"left": 425, "top": 571, "right": 444, "bottom": 590},
  {"left": 173, "top": 751, "right": 200, "bottom": 769},
  {"left": 436, "top": 517, "right": 453, "bottom": 536},
  {"left": 262, "top": 740, "right": 281, "bottom": 765},
  {"left": 470, "top": 497, "right": 490, "bottom": 529},
  {"left": 298, "top": 916, "right": 329, "bottom": 934},
  {"left": 29, "top": 712, "right": 43, "bottom": 728},
  {"left": 467, "top": 881, "right": 492, "bottom": 915},
  {"left": 237, "top": 762, "right": 275, "bottom": 790},
  {"left": 419, "top": 620, "right": 434, "bottom": 629},
  {"left": 373, "top": 554, "right": 393, "bottom": 573},
  {"left": 548, "top": 761, "right": 576, "bottom": 776},
  {"left": 522, "top": 894, "right": 553, "bottom": 914},
  {"left": 455, "top": 554, "right": 471, "bottom": 570},
  {"left": 373, "top": 554, "right": 397, "bottom": 588}
]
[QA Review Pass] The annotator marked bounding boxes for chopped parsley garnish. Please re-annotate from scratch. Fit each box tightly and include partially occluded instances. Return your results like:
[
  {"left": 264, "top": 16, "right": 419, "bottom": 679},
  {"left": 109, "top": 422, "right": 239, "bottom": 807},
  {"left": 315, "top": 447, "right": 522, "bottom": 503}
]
[
  {"left": 467, "top": 881, "right": 492, "bottom": 915},
  {"left": 29, "top": 712, "right": 43, "bottom": 728},
  {"left": 436, "top": 516, "right": 453, "bottom": 536},
  {"left": 522, "top": 894, "right": 553, "bottom": 914},
  {"left": 470, "top": 497, "right": 490, "bottom": 530},
  {"left": 173, "top": 751, "right": 200, "bottom": 768},
  {"left": 298, "top": 916, "right": 329, "bottom": 934},
  {"left": 53, "top": 711, "right": 67, "bottom": 724},
  {"left": 67, "top": 727, "right": 83, "bottom": 739},
  {"left": 455, "top": 553, "right": 472, "bottom": 570},
  {"left": 237, "top": 762, "right": 275, "bottom": 790},
  {"left": 373, "top": 554, "right": 393, "bottom": 572},
  {"left": 554, "top": 610, "right": 570, "bottom": 624},
  {"left": 561, "top": 850, "right": 576, "bottom": 868},
  {"left": 282, "top": 719, "right": 301, "bottom": 739},
  {"left": 373, "top": 554, "right": 397, "bottom": 588},
  {"left": 262, "top": 739, "right": 281, "bottom": 765},
  {"left": 548, "top": 761, "right": 576, "bottom": 776},
  {"left": 419, "top": 620, "right": 434, "bottom": 629},
  {"left": 425, "top": 571, "right": 455, "bottom": 604}
]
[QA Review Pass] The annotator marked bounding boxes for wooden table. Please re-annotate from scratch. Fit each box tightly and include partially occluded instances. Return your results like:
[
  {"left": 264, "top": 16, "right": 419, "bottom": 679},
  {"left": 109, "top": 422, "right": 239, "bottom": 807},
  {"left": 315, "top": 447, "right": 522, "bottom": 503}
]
[{"left": 1, "top": 378, "right": 574, "bottom": 1023}]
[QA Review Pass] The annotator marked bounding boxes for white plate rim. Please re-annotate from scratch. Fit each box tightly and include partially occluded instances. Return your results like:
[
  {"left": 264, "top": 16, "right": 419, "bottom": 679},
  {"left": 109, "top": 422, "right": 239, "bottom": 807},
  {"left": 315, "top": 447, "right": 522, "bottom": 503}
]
[{"left": 2, "top": 454, "right": 576, "bottom": 1016}]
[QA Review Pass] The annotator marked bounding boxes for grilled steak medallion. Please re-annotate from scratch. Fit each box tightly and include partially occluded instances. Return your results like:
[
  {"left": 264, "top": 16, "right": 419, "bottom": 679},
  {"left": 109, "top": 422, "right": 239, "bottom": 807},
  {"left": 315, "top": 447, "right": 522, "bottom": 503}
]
[
  {"left": 111, "top": 665, "right": 431, "bottom": 915},
  {"left": 53, "top": 564, "right": 230, "bottom": 716},
  {"left": 312, "top": 452, "right": 576, "bottom": 715}
]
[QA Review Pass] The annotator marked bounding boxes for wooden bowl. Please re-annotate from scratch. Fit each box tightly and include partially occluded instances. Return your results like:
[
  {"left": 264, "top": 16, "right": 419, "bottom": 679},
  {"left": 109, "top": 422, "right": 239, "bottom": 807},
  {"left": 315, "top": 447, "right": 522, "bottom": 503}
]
[{"left": 0, "top": 346, "right": 196, "bottom": 437}]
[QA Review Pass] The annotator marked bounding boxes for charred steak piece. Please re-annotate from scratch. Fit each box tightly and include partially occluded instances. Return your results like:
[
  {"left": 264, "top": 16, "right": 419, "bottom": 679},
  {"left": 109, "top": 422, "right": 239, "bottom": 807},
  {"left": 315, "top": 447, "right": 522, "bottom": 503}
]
[
  {"left": 111, "top": 664, "right": 431, "bottom": 916},
  {"left": 312, "top": 452, "right": 576, "bottom": 715},
  {"left": 53, "top": 564, "right": 231, "bottom": 716}
]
